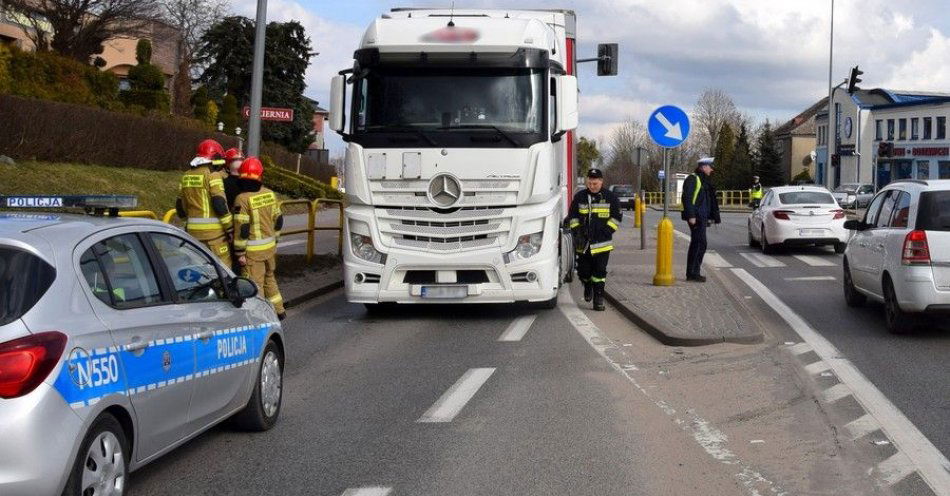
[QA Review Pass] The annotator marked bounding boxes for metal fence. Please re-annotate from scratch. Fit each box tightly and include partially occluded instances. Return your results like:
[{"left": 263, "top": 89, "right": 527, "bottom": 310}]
[{"left": 641, "top": 190, "right": 753, "bottom": 207}]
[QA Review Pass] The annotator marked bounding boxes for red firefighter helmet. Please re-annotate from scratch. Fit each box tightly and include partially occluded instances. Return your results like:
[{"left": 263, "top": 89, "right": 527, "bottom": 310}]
[
  {"left": 195, "top": 139, "right": 225, "bottom": 161},
  {"left": 224, "top": 148, "right": 244, "bottom": 162},
  {"left": 239, "top": 157, "right": 264, "bottom": 181}
]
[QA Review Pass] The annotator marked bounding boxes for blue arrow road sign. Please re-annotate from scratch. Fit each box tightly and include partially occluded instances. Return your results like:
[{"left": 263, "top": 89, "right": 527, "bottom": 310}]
[{"left": 648, "top": 105, "right": 690, "bottom": 148}]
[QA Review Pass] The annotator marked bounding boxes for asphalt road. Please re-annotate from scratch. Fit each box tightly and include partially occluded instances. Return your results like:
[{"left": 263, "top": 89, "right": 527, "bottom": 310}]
[{"left": 651, "top": 209, "right": 950, "bottom": 460}]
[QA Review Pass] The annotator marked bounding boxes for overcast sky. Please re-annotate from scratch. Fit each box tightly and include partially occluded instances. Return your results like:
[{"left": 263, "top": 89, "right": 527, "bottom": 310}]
[{"left": 232, "top": 0, "right": 950, "bottom": 154}]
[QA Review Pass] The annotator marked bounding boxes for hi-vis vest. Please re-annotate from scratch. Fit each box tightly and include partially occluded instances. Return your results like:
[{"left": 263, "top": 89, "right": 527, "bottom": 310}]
[
  {"left": 233, "top": 188, "right": 281, "bottom": 259},
  {"left": 750, "top": 183, "right": 764, "bottom": 200},
  {"left": 179, "top": 165, "right": 232, "bottom": 241}
]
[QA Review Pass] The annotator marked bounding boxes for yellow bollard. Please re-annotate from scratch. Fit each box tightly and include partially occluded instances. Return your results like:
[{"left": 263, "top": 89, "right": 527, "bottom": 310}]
[
  {"left": 634, "top": 196, "right": 642, "bottom": 228},
  {"left": 653, "top": 217, "right": 675, "bottom": 286}
]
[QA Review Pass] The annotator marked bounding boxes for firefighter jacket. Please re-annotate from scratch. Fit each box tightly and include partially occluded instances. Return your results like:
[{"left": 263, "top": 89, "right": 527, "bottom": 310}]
[
  {"left": 681, "top": 173, "right": 721, "bottom": 223},
  {"left": 232, "top": 187, "right": 283, "bottom": 261},
  {"left": 176, "top": 165, "right": 233, "bottom": 241},
  {"left": 567, "top": 188, "right": 622, "bottom": 255}
]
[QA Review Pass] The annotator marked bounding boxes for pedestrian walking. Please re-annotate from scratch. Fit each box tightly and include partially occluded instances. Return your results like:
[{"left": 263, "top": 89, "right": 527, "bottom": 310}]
[
  {"left": 749, "top": 175, "right": 763, "bottom": 208},
  {"left": 232, "top": 157, "right": 286, "bottom": 320},
  {"left": 176, "top": 139, "right": 233, "bottom": 268},
  {"left": 568, "top": 168, "right": 622, "bottom": 311},
  {"left": 681, "top": 157, "right": 721, "bottom": 282}
]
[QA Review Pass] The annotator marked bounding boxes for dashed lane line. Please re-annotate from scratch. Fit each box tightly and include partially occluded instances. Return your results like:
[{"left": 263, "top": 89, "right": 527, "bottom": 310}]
[
  {"left": 793, "top": 254, "right": 838, "bottom": 267},
  {"left": 740, "top": 252, "right": 786, "bottom": 268},
  {"left": 497, "top": 314, "right": 537, "bottom": 342},
  {"left": 341, "top": 488, "right": 393, "bottom": 496},
  {"left": 821, "top": 383, "right": 852, "bottom": 403},
  {"left": 734, "top": 268, "right": 950, "bottom": 494},
  {"left": 844, "top": 414, "right": 880, "bottom": 441},
  {"left": 703, "top": 251, "right": 733, "bottom": 268},
  {"left": 786, "top": 342, "right": 813, "bottom": 356},
  {"left": 785, "top": 276, "right": 836, "bottom": 282},
  {"left": 804, "top": 360, "right": 832, "bottom": 376},
  {"left": 417, "top": 368, "right": 495, "bottom": 423}
]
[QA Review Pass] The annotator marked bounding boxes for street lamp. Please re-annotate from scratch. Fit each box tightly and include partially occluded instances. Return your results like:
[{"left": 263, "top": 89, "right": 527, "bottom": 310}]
[
  {"left": 235, "top": 127, "right": 244, "bottom": 155},
  {"left": 217, "top": 122, "right": 224, "bottom": 132}
]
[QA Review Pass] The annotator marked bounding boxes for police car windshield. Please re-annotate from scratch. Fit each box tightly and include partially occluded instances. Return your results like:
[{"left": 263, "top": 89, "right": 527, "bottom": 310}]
[{"left": 0, "top": 246, "right": 56, "bottom": 327}]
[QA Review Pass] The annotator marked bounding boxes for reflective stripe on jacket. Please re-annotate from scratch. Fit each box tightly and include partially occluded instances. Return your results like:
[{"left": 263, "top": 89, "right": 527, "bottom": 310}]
[
  {"left": 233, "top": 188, "right": 282, "bottom": 260},
  {"left": 567, "top": 188, "right": 622, "bottom": 254},
  {"left": 179, "top": 165, "right": 232, "bottom": 240}
]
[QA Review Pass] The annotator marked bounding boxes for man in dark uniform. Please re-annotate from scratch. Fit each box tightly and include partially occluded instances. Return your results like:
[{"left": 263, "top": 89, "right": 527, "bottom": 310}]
[
  {"left": 681, "top": 157, "right": 721, "bottom": 282},
  {"left": 568, "top": 168, "right": 622, "bottom": 311}
]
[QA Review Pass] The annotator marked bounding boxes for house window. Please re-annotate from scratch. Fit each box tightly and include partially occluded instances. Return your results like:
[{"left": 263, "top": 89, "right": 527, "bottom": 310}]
[
  {"left": 938, "top": 116, "right": 947, "bottom": 140},
  {"left": 875, "top": 120, "right": 882, "bottom": 141},
  {"left": 887, "top": 119, "right": 895, "bottom": 140},
  {"left": 924, "top": 117, "right": 933, "bottom": 140},
  {"left": 911, "top": 118, "right": 919, "bottom": 140},
  {"left": 898, "top": 119, "right": 907, "bottom": 140}
]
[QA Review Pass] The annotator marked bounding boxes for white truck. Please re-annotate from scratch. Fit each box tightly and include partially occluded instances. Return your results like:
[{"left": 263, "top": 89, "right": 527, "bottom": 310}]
[{"left": 328, "top": 8, "right": 616, "bottom": 309}]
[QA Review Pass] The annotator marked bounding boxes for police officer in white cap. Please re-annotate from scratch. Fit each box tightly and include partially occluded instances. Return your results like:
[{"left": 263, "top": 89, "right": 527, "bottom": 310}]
[{"left": 680, "top": 157, "right": 721, "bottom": 282}]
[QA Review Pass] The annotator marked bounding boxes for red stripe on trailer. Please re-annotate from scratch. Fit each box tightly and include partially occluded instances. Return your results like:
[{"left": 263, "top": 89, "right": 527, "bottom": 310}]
[{"left": 566, "top": 37, "right": 576, "bottom": 199}]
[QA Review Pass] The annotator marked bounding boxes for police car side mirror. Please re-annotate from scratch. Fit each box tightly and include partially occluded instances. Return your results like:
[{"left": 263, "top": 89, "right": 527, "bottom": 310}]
[
  {"left": 843, "top": 220, "right": 867, "bottom": 231},
  {"left": 229, "top": 277, "right": 258, "bottom": 307}
]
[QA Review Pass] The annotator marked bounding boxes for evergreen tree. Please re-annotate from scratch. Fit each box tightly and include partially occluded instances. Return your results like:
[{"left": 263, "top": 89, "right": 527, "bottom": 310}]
[
  {"left": 712, "top": 122, "right": 735, "bottom": 190},
  {"left": 755, "top": 121, "right": 784, "bottom": 186},
  {"left": 122, "top": 39, "right": 169, "bottom": 112},
  {"left": 728, "top": 123, "right": 754, "bottom": 190},
  {"left": 219, "top": 94, "right": 239, "bottom": 134},
  {"left": 577, "top": 137, "right": 601, "bottom": 178},
  {"left": 191, "top": 86, "right": 211, "bottom": 124}
]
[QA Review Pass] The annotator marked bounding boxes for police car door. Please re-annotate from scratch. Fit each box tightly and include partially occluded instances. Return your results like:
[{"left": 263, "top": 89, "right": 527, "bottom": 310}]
[
  {"left": 77, "top": 230, "right": 197, "bottom": 461},
  {"left": 146, "top": 231, "right": 252, "bottom": 432}
]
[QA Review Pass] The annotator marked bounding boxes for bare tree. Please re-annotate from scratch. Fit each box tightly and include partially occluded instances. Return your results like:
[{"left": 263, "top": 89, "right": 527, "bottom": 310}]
[
  {"left": 692, "top": 88, "right": 739, "bottom": 156},
  {"left": 161, "top": 0, "right": 229, "bottom": 115},
  {"left": 6, "top": 0, "right": 162, "bottom": 62}
]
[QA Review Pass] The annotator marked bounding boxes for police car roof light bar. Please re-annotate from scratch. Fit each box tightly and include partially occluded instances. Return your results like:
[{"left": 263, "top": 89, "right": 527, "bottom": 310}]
[{"left": 0, "top": 195, "right": 139, "bottom": 217}]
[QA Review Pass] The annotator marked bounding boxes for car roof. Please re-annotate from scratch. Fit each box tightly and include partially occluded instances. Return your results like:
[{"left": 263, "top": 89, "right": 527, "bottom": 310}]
[
  {"left": 0, "top": 213, "right": 165, "bottom": 240},
  {"left": 884, "top": 179, "right": 950, "bottom": 191}
]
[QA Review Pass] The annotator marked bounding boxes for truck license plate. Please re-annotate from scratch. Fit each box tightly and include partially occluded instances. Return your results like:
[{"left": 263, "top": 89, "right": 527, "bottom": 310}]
[{"left": 421, "top": 286, "right": 468, "bottom": 299}]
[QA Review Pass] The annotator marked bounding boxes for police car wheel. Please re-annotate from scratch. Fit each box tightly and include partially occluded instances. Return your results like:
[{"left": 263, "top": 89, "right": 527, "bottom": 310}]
[
  {"left": 62, "top": 413, "right": 129, "bottom": 496},
  {"left": 232, "top": 340, "right": 283, "bottom": 431}
]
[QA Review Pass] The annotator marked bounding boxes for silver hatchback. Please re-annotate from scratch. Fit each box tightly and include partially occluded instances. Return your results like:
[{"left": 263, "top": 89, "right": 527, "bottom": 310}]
[{"left": 0, "top": 212, "right": 284, "bottom": 496}]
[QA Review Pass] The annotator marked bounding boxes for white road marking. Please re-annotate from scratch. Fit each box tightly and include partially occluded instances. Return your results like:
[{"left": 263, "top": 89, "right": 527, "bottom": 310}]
[
  {"left": 878, "top": 452, "right": 919, "bottom": 485},
  {"left": 418, "top": 368, "right": 495, "bottom": 423},
  {"left": 844, "top": 414, "right": 880, "bottom": 441},
  {"left": 703, "top": 251, "right": 733, "bottom": 268},
  {"left": 786, "top": 342, "right": 813, "bottom": 356},
  {"left": 804, "top": 360, "right": 832, "bottom": 375},
  {"left": 740, "top": 252, "right": 786, "bottom": 268},
  {"left": 341, "top": 488, "right": 392, "bottom": 496},
  {"left": 557, "top": 289, "right": 783, "bottom": 496},
  {"left": 785, "top": 276, "right": 836, "bottom": 282},
  {"left": 498, "top": 314, "right": 537, "bottom": 342},
  {"left": 732, "top": 268, "right": 950, "bottom": 494},
  {"left": 793, "top": 255, "right": 838, "bottom": 267},
  {"left": 822, "top": 383, "right": 852, "bottom": 403}
]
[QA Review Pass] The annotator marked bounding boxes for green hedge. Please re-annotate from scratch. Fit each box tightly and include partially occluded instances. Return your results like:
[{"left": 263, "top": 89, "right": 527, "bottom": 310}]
[{"left": 1, "top": 45, "right": 120, "bottom": 109}]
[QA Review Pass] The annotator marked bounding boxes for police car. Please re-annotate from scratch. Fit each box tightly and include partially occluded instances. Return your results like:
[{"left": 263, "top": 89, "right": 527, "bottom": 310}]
[{"left": 0, "top": 196, "right": 284, "bottom": 496}]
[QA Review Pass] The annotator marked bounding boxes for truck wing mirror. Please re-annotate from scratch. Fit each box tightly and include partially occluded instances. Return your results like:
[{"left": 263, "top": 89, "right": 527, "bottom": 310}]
[
  {"left": 556, "top": 75, "right": 578, "bottom": 134},
  {"left": 329, "top": 75, "right": 346, "bottom": 133},
  {"left": 597, "top": 43, "right": 619, "bottom": 76}
]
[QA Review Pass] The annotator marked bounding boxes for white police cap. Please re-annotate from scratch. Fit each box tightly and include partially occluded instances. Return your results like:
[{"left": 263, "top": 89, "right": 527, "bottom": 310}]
[{"left": 697, "top": 157, "right": 715, "bottom": 167}]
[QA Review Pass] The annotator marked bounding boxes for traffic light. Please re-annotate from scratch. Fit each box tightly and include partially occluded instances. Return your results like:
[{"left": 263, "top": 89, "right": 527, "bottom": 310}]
[
  {"left": 597, "top": 43, "right": 619, "bottom": 76},
  {"left": 847, "top": 66, "right": 863, "bottom": 94}
]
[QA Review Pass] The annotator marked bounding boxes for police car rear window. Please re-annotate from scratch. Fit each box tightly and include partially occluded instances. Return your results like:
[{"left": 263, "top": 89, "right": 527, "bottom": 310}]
[
  {"left": 0, "top": 246, "right": 56, "bottom": 327},
  {"left": 916, "top": 191, "right": 950, "bottom": 232}
]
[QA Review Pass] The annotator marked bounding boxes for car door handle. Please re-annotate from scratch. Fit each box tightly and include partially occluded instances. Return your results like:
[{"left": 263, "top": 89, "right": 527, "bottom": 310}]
[
  {"left": 125, "top": 341, "right": 149, "bottom": 352},
  {"left": 196, "top": 330, "right": 214, "bottom": 341}
]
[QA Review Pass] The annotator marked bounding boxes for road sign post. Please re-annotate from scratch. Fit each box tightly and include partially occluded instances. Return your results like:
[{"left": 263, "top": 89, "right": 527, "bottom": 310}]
[{"left": 647, "top": 105, "right": 690, "bottom": 287}]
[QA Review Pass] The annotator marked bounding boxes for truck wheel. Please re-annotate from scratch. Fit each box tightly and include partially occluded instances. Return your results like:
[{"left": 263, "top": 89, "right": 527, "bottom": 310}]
[
  {"left": 232, "top": 340, "right": 283, "bottom": 431},
  {"left": 62, "top": 413, "right": 129, "bottom": 496}
]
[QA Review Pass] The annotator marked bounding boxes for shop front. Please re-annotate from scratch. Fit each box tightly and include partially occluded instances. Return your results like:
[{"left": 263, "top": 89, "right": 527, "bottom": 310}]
[{"left": 877, "top": 145, "right": 950, "bottom": 187}]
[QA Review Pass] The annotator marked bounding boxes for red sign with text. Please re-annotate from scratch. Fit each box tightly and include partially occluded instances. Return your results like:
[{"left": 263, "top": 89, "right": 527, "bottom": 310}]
[
  {"left": 891, "top": 146, "right": 949, "bottom": 157},
  {"left": 242, "top": 106, "right": 294, "bottom": 122}
]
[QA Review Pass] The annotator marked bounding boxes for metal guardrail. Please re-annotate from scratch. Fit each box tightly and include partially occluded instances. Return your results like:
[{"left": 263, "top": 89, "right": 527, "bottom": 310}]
[
  {"left": 642, "top": 190, "right": 754, "bottom": 207},
  {"left": 117, "top": 198, "right": 344, "bottom": 263}
]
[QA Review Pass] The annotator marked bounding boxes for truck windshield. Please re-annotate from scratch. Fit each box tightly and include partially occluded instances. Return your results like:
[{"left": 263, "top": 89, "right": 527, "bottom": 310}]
[{"left": 353, "top": 66, "right": 546, "bottom": 148}]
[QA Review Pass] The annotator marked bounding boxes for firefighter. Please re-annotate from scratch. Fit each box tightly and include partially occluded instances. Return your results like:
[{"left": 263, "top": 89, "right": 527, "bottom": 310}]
[
  {"left": 176, "top": 139, "right": 233, "bottom": 268},
  {"left": 750, "top": 175, "right": 764, "bottom": 208},
  {"left": 232, "top": 157, "right": 286, "bottom": 320},
  {"left": 568, "top": 168, "right": 622, "bottom": 311},
  {"left": 222, "top": 148, "right": 244, "bottom": 208}
]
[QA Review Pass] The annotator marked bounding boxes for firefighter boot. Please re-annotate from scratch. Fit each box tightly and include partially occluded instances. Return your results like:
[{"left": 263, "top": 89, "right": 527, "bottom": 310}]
[
  {"left": 593, "top": 285, "right": 605, "bottom": 311},
  {"left": 583, "top": 282, "right": 593, "bottom": 302}
]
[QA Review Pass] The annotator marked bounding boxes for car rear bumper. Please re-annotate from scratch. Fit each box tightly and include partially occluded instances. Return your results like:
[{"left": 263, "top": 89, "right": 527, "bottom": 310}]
[
  {"left": 895, "top": 267, "right": 950, "bottom": 312},
  {"left": 782, "top": 237, "right": 842, "bottom": 246},
  {"left": 767, "top": 222, "right": 849, "bottom": 245}
]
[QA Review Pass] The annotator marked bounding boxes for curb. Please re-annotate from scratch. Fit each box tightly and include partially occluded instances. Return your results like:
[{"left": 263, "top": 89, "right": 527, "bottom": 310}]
[
  {"left": 602, "top": 270, "right": 763, "bottom": 347},
  {"left": 284, "top": 278, "right": 344, "bottom": 309}
]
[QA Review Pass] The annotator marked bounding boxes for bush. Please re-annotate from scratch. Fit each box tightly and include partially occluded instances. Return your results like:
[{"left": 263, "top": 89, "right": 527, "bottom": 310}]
[
  {"left": 2, "top": 46, "right": 120, "bottom": 109},
  {"left": 261, "top": 155, "right": 325, "bottom": 199},
  {"left": 220, "top": 94, "right": 238, "bottom": 133},
  {"left": 0, "top": 44, "right": 11, "bottom": 94},
  {"left": 120, "top": 40, "right": 170, "bottom": 112}
]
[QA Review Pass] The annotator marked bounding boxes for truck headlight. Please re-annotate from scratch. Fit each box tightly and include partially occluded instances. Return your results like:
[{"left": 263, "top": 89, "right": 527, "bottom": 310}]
[
  {"left": 350, "top": 233, "right": 386, "bottom": 264},
  {"left": 505, "top": 231, "right": 543, "bottom": 263}
]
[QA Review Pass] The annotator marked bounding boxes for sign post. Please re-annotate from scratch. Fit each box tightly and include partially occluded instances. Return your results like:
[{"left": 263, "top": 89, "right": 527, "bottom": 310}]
[{"left": 647, "top": 105, "right": 690, "bottom": 287}]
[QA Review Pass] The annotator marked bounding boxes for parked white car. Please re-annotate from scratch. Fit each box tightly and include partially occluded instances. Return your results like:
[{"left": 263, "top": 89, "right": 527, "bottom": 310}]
[
  {"left": 842, "top": 179, "right": 950, "bottom": 333},
  {"left": 832, "top": 183, "right": 875, "bottom": 209},
  {"left": 748, "top": 185, "right": 849, "bottom": 254}
]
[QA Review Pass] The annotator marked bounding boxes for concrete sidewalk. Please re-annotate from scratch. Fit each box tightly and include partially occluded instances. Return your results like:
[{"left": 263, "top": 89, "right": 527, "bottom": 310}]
[
  {"left": 274, "top": 254, "right": 342, "bottom": 309},
  {"left": 601, "top": 221, "right": 761, "bottom": 346}
]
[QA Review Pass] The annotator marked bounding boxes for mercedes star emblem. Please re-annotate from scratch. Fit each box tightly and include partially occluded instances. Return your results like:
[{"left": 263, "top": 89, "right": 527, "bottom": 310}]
[{"left": 427, "top": 173, "right": 462, "bottom": 208}]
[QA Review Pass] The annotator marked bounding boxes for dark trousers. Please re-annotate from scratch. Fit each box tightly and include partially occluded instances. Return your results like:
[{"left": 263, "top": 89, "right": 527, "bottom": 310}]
[
  {"left": 686, "top": 219, "right": 707, "bottom": 278},
  {"left": 577, "top": 250, "right": 610, "bottom": 294}
]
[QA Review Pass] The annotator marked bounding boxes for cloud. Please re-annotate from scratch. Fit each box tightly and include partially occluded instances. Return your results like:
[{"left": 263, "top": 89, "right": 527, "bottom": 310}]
[{"left": 881, "top": 28, "right": 950, "bottom": 92}]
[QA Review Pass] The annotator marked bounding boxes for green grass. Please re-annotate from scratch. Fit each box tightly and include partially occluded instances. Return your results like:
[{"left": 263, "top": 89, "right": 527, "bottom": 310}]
[{"left": 0, "top": 160, "right": 184, "bottom": 215}]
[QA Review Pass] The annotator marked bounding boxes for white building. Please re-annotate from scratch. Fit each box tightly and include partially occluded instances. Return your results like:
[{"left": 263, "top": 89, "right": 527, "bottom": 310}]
[{"left": 815, "top": 88, "right": 950, "bottom": 190}]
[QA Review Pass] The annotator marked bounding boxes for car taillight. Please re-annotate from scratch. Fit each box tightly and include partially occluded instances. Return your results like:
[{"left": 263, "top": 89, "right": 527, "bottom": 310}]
[
  {"left": 773, "top": 210, "right": 793, "bottom": 220},
  {"left": 0, "top": 332, "right": 67, "bottom": 399},
  {"left": 832, "top": 209, "right": 846, "bottom": 220},
  {"left": 901, "top": 230, "right": 931, "bottom": 266}
]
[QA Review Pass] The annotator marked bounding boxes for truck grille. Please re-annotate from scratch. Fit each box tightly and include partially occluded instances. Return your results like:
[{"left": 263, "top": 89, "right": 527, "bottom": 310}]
[
  {"left": 377, "top": 206, "right": 512, "bottom": 253},
  {"left": 370, "top": 179, "right": 520, "bottom": 207}
]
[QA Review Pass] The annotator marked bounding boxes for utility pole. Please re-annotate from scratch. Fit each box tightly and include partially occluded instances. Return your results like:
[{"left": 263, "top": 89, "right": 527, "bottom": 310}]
[
  {"left": 246, "top": 0, "right": 268, "bottom": 157},
  {"left": 826, "top": 0, "right": 834, "bottom": 189}
]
